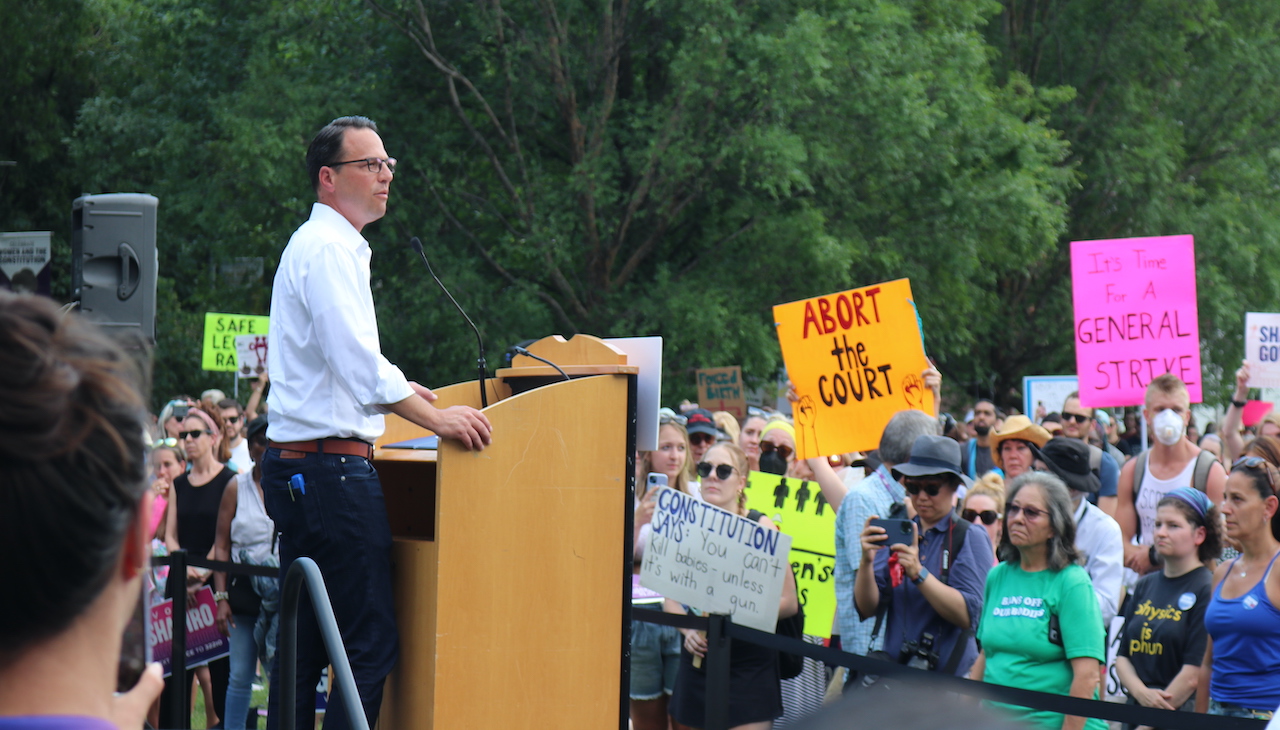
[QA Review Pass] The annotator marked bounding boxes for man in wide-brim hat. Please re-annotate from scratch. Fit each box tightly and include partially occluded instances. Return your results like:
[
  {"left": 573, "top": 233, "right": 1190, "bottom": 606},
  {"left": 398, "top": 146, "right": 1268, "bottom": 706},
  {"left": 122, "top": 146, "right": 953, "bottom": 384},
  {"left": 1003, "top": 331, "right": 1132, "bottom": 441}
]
[{"left": 988, "top": 415, "right": 1051, "bottom": 480}]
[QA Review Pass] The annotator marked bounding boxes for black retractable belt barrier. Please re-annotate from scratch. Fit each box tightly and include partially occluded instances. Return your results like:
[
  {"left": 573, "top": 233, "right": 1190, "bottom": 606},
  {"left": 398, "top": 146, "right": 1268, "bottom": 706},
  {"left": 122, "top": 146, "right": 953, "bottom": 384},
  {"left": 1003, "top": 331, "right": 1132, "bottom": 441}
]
[{"left": 634, "top": 610, "right": 1266, "bottom": 730}]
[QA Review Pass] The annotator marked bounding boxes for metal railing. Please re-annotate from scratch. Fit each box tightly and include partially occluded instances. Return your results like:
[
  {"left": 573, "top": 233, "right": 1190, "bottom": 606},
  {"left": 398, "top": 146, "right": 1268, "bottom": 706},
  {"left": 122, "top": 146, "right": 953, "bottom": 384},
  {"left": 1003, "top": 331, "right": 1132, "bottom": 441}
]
[{"left": 154, "top": 552, "right": 366, "bottom": 730}]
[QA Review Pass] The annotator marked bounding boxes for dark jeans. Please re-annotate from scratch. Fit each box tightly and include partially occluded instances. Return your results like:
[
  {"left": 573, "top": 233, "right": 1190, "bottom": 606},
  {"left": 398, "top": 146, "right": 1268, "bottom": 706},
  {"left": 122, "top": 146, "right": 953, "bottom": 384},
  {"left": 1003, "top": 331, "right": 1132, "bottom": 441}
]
[{"left": 261, "top": 447, "right": 399, "bottom": 730}]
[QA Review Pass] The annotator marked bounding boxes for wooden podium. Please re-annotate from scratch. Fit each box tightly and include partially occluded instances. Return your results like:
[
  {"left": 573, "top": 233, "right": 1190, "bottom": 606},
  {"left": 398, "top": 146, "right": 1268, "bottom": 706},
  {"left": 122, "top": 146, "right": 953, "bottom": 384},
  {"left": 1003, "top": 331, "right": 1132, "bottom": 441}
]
[{"left": 373, "top": 335, "right": 638, "bottom": 729}]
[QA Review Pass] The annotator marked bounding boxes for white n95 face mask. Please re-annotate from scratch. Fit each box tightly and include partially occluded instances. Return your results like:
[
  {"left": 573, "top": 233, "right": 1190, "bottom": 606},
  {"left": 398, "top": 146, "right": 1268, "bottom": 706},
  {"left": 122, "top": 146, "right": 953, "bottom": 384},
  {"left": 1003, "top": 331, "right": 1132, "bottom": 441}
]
[{"left": 1153, "top": 408, "right": 1185, "bottom": 446}]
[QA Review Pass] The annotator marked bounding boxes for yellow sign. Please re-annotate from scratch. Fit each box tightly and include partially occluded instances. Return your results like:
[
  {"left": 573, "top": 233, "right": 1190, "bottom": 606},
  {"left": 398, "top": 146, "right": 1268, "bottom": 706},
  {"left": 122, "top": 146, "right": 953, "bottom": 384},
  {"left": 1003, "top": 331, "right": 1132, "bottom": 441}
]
[
  {"left": 202, "top": 312, "right": 270, "bottom": 371},
  {"left": 696, "top": 366, "right": 747, "bottom": 418},
  {"left": 744, "top": 471, "right": 837, "bottom": 638},
  {"left": 773, "top": 278, "right": 932, "bottom": 458}
]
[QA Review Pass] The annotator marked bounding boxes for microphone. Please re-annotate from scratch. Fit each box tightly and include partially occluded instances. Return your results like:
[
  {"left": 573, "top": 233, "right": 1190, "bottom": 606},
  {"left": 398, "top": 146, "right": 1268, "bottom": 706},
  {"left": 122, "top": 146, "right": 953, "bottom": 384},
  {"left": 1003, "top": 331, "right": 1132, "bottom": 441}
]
[
  {"left": 509, "top": 345, "right": 571, "bottom": 383},
  {"left": 408, "top": 237, "right": 488, "bottom": 408}
]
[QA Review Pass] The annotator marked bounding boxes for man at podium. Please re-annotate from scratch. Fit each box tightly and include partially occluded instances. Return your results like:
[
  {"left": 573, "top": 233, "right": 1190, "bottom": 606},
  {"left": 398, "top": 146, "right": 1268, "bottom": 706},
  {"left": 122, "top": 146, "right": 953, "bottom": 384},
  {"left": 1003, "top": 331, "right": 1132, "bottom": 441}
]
[{"left": 262, "top": 115, "right": 492, "bottom": 730}]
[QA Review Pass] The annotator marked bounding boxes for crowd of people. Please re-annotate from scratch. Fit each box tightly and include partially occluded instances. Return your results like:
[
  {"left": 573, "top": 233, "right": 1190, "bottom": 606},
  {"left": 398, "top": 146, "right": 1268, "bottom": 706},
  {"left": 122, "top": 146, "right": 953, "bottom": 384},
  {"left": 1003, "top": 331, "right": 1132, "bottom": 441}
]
[
  {"left": 146, "top": 381, "right": 281, "bottom": 729},
  {"left": 631, "top": 370, "right": 1280, "bottom": 730}
]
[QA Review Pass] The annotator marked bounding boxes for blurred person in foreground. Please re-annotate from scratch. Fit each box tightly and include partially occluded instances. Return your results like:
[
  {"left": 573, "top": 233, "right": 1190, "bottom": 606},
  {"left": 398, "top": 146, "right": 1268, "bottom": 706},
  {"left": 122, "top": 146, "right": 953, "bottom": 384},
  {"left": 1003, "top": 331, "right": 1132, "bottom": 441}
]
[{"left": 0, "top": 293, "right": 163, "bottom": 728}]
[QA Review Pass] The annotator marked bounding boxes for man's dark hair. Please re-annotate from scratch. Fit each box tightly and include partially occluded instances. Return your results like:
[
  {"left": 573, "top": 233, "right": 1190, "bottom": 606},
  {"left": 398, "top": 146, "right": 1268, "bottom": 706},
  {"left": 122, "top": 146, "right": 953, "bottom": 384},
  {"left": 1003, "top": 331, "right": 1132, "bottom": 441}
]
[
  {"left": 306, "top": 116, "right": 379, "bottom": 193},
  {"left": 216, "top": 397, "right": 242, "bottom": 416}
]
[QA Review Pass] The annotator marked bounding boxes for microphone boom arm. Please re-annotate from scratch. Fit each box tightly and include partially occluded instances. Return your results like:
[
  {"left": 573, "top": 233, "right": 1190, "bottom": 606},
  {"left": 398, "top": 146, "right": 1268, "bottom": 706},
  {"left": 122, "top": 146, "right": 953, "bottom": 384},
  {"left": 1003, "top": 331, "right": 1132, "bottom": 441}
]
[{"left": 408, "top": 237, "right": 488, "bottom": 408}]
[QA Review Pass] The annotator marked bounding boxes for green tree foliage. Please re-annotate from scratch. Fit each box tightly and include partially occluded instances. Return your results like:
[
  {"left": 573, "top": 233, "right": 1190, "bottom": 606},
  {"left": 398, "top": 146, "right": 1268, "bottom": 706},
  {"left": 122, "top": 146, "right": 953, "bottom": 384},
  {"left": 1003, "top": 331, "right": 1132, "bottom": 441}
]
[
  {"left": 71, "top": 0, "right": 399, "bottom": 404},
  {"left": 0, "top": 0, "right": 107, "bottom": 298},
  {"left": 54, "top": 0, "right": 1277, "bottom": 414},
  {"left": 987, "top": 0, "right": 1280, "bottom": 406},
  {"left": 365, "top": 0, "right": 1073, "bottom": 402}
]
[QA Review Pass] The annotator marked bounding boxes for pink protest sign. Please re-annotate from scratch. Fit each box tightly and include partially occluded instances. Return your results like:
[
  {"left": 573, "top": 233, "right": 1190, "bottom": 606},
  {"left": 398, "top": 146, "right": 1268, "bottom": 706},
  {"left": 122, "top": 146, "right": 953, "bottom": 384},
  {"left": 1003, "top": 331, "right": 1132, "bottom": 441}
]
[{"left": 1071, "top": 235, "right": 1201, "bottom": 408}]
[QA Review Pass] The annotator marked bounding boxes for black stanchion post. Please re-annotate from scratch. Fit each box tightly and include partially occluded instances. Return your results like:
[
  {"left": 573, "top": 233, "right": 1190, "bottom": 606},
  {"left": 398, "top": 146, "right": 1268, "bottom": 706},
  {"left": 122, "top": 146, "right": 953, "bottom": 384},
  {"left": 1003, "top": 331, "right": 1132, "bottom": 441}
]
[
  {"left": 169, "top": 549, "right": 189, "bottom": 730},
  {"left": 704, "top": 613, "right": 731, "bottom": 730}
]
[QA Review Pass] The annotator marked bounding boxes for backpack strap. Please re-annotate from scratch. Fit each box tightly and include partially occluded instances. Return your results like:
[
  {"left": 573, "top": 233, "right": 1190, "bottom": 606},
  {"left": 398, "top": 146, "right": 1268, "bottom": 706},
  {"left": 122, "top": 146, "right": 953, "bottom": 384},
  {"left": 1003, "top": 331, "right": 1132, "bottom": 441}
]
[
  {"left": 1088, "top": 444, "right": 1102, "bottom": 475},
  {"left": 1191, "top": 450, "right": 1217, "bottom": 494},
  {"left": 1132, "top": 450, "right": 1150, "bottom": 504},
  {"left": 966, "top": 439, "right": 978, "bottom": 479}
]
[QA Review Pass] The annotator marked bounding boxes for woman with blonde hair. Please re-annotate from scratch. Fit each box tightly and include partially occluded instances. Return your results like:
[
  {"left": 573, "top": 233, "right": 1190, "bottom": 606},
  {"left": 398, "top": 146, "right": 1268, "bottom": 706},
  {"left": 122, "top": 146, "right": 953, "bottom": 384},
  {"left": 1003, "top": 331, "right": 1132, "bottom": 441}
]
[
  {"left": 632, "top": 414, "right": 698, "bottom": 730},
  {"left": 667, "top": 443, "right": 799, "bottom": 729},
  {"left": 962, "top": 472, "right": 1005, "bottom": 553}
]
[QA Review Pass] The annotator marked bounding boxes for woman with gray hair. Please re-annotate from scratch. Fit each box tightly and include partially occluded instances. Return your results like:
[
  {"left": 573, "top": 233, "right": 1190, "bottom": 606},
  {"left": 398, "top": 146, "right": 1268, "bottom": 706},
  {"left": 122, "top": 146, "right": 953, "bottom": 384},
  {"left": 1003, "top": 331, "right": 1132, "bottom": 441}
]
[{"left": 971, "top": 472, "right": 1107, "bottom": 730}]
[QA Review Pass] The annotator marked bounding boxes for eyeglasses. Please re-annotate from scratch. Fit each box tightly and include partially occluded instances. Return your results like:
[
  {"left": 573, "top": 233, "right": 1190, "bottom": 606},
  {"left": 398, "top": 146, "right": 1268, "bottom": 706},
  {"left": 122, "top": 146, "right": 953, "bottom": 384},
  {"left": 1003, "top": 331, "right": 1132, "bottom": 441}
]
[
  {"left": 329, "top": 157, "right": 397, "bottom": 174},
  {"left": 760, "top": 441, "right": 793, "bottom": 460},
  {"left": 178, "top": 430, "right": 211, "bottom": 440},
  {"left": 689, "top": 433, "right": 716, "bottom": 446},
  {"left": 1233, "top": 456, "right": 1279, "bottom": 492},
  {"left": 904, "top": 478, "right": 949, "bottom": 497},
  {"left": 962, "top": 508, "right": 1001, "bottom": 525},
  {"left": 151, "top": 437, "right": 178, "bottom": 449},
  {"left": 1006, "top": 503, "right": 1047, "bottom": 521},
  {"left": 225, "top": 415, "right": 241, "bottom": 424},
  {"left": 659, "top": 411, "right": 687, "bottom": 426},
  {"left": 1062, "top": 413, "right": 1091, "bottom": 424},
  {"left": 696, "top": 462, "right": 738, "bottom": 480}
]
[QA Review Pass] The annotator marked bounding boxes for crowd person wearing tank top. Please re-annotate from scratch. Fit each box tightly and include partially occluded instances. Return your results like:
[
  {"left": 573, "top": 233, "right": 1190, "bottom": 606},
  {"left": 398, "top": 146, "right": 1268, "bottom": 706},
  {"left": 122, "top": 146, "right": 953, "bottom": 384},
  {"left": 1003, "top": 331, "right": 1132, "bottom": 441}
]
[
  {"left": 213, "top": 416, "right": 279, "bottom": 730},
  {"left": 164, "top": 403, "right": 237, "bottom": 728},
  {"left": 1115, "top": 375, "right": 1226, "bottom": 588},
  {"left": 1196, "top": 455, "right": 1280, "bottom": 720}
]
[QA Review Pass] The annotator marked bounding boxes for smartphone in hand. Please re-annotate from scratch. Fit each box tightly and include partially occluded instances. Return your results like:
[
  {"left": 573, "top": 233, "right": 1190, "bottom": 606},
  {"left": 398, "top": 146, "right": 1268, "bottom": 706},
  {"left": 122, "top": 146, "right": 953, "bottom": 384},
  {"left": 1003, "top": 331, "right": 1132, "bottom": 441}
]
[{"left": 869, "top": 518, "right": 915, "bottom": 548}]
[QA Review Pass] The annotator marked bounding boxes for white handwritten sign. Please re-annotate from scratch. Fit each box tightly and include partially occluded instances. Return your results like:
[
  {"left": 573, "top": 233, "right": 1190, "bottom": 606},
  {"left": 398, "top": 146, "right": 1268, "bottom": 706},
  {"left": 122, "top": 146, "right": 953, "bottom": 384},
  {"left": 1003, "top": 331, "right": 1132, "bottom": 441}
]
[
  {"left": 639, "top": 487, "right": 792, "bottom": 633},
  {"left": 1246, "top": 313, "right": 1280, "bottom": 389},
  {"left": 234, "top": 334, "right": 268, "bottom": 379}
]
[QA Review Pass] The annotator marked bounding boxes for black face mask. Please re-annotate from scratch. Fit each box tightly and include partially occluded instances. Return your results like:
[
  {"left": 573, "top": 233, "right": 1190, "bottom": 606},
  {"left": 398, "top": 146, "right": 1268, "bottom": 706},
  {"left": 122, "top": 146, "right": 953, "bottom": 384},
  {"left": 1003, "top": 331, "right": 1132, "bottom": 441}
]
[{"left": 759, "top": 450, "right": 789, "bottom": 476}]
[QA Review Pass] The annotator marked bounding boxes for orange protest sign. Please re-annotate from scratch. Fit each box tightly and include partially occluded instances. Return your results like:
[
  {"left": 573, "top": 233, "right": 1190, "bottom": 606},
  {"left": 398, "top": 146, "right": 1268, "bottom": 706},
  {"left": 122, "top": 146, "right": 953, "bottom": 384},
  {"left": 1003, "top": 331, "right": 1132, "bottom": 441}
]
[{"left": 772, "top": 278, "right": 932, "bottom": 458}]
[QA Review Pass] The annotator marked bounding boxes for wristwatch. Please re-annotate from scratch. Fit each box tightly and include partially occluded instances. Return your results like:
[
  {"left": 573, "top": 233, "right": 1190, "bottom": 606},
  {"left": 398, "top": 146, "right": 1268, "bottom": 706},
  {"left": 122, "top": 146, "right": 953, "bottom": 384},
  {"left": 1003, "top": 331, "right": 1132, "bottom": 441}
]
[
  {"left": 911, "top": 568, "right": 930, "bottom": 586},
  {"left": 213, "top": 591, "right": 229, "bottom": 602}
]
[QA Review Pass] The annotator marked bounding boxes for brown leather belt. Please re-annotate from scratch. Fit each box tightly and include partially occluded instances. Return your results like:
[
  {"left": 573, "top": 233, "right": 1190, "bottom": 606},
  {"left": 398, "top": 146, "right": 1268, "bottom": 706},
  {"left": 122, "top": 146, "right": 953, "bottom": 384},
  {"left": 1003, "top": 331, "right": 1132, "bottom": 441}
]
[{"left": 268, "top": 438, "right": 374, "bottom": 460}]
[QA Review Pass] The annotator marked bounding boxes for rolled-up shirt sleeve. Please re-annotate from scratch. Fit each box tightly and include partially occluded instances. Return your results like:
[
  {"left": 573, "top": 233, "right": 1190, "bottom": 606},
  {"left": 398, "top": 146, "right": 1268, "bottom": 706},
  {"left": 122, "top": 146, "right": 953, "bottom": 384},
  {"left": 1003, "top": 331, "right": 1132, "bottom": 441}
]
[{"left": 304, "top": 241, "right": 414, "bottom": 411}]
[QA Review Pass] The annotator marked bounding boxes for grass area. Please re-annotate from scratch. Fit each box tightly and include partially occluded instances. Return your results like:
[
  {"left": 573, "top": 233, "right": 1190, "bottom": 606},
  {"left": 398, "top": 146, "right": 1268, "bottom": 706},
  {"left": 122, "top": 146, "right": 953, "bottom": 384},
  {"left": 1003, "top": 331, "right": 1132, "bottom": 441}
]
[{"left": 189, "top": 677, "right": 270, "bottom": 730}]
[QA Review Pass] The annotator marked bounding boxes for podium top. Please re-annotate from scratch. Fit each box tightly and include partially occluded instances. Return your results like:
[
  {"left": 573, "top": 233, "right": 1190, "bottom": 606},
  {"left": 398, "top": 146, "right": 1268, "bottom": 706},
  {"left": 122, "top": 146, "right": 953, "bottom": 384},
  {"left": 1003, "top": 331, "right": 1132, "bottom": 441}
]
[{"left": 508, "top": 334, "right": 627, "bottom": 369}]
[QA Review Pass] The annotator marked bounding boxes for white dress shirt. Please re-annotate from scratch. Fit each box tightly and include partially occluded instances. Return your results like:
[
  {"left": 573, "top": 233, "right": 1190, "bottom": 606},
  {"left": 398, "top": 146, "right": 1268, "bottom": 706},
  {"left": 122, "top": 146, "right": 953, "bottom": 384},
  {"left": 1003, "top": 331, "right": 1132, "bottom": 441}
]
[
  {"left": 266, "top": 204, "right": 414, "bottom": 443},
  {"left": 1073, "top": 496, "right": 1124, "bottom": 626}
]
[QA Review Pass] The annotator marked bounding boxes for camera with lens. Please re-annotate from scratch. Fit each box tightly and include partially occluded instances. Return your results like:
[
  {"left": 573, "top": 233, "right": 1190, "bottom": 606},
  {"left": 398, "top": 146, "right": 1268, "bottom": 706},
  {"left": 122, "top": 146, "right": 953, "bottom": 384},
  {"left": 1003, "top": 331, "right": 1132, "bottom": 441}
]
[{"left": 898, "top": 632, "right": 939, "bottom": 671}]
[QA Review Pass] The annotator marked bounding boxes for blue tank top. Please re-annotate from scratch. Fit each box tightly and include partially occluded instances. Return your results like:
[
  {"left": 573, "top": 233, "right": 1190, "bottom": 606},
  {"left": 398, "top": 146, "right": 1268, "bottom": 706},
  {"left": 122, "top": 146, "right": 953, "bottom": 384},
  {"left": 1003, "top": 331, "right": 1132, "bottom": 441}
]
[{"left": 1205, "top": 550, "right": 1280, "bottom": 708}]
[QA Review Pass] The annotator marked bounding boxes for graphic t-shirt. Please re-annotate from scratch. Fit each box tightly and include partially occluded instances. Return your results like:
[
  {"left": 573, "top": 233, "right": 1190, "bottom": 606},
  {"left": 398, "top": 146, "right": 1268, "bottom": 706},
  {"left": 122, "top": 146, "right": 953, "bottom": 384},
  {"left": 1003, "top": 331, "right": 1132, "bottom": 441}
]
[
  {"left": 1118, "top": 566, "right": 1212, "bottom": 691},
  {"left": 977, "top": 562, "right": 1106, "bottom": 730}
]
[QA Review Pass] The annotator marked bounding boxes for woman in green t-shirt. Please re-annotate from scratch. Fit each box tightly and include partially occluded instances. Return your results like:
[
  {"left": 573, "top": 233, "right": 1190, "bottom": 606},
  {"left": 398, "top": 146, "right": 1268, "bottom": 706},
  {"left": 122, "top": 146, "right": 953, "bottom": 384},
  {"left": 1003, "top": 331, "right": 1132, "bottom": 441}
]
[{"left": 972, "top": 472, "right": 1107, "bottom": 730}]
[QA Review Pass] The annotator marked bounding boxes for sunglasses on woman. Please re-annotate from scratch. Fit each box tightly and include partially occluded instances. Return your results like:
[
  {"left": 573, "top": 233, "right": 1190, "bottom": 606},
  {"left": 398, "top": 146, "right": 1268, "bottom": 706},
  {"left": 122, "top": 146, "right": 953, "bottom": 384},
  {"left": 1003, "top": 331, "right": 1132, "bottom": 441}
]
[
  {"left": 696, "top": 462, "right": 738, "bottom": 480},
  {"left": 1006, "top": 503, "right": 1047, "bottom": 521},
  {"left": 760, "top": 442, "right": 793, "bottom": 460},
  {"left": 150, "top": 437, "right": 179, "bottom": 449},
  {"left": 178, "top": 430, "right": 212, "bottom": 440},
  {"left": 962, "top": 508, "right": 1001, "bottom": 525},
  {"left": 1233, "top": 455, "right": 1278, "bottom": 492}
]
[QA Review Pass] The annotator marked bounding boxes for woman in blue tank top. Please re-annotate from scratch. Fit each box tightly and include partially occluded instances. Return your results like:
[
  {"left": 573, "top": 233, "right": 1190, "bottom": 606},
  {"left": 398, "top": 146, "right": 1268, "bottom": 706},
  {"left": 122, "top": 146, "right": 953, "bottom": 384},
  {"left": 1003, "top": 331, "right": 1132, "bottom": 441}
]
[{"left": 1196, "top": 453, "right": 1280, "bottom": 720}]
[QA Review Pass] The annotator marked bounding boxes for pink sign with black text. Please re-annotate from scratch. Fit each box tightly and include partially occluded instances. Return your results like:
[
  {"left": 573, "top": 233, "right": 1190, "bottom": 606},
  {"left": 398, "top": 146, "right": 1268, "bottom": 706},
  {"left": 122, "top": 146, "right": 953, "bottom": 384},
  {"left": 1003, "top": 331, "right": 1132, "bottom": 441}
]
[
  {"left": 147, "top": 586, "right": 230, "bottom": 677},
  {"left": 1070, "top": 235, "right": 1201, "bottom": 408}
]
